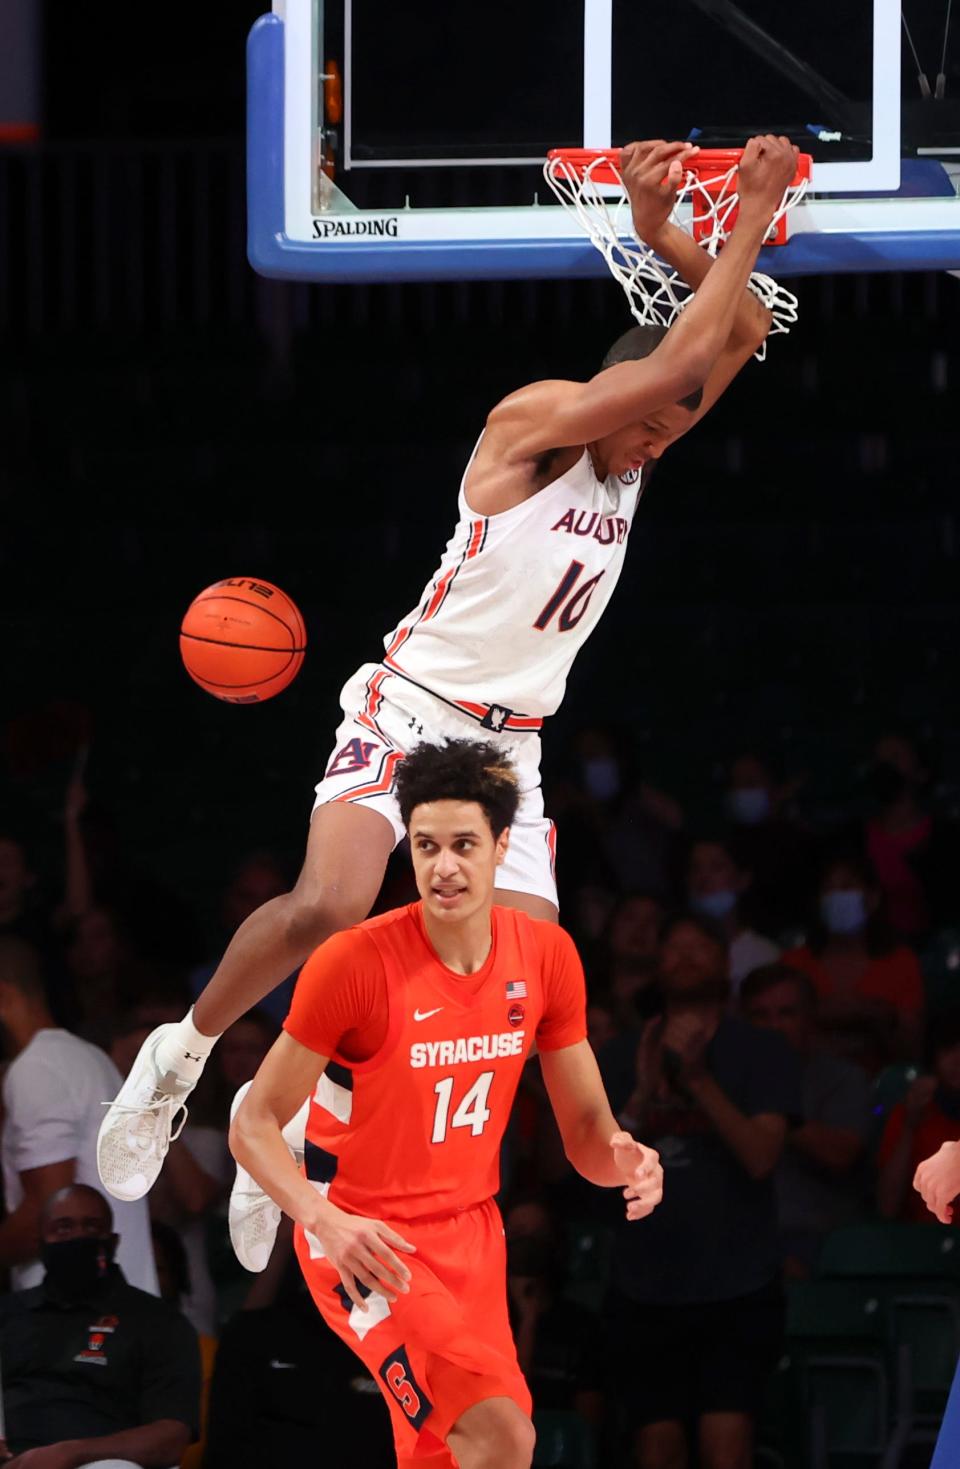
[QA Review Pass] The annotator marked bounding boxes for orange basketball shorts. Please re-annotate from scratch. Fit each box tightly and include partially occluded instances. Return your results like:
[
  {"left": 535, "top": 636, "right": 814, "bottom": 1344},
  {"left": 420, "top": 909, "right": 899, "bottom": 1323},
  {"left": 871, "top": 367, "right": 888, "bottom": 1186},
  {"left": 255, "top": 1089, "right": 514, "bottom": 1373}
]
[{"left": 295, "top": 1195, "right": 531, "bottom": 1467}]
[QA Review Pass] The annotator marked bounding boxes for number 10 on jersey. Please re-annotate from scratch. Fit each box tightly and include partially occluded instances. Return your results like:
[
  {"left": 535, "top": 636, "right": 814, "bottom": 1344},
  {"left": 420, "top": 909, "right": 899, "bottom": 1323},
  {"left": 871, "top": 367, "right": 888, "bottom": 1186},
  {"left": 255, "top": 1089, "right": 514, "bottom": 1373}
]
[{"left": 431, "top": 1071, "right": 494, "bottom": 1143}]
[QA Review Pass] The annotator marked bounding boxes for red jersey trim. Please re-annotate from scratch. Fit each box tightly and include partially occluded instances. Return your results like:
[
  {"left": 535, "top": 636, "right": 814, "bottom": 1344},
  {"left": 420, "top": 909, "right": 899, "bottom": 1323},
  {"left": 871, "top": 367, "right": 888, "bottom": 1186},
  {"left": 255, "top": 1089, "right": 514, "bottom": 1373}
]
[
  {"left": 384, "top": 516, "right": 488, "bottom": 667},
  {"left": 332, "top": 749, "right": 404, "bottom": 806}
]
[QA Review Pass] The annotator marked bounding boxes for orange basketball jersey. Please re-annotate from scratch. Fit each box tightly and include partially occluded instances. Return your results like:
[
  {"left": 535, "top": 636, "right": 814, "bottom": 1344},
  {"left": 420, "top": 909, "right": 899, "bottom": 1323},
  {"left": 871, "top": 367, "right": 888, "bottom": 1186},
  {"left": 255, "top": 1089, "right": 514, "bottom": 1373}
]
[{"left": 284, "top": 903, "right": 586, "bottom": 1222}]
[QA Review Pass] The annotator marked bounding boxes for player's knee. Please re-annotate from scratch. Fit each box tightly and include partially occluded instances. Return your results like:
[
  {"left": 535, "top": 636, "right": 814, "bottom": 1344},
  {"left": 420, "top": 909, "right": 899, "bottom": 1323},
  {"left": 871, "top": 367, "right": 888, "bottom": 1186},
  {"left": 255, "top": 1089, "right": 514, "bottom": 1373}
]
[
  {"left": 482, "top": 1410, "right": 536, "bottom": 1469},
  {"left": 452, "top": 1401, "right": 535, "bottom": 1469},
  {"left": 505, "top": 1413, "right": 536, "bottom": 1468},
  {"left": 281, "top": 889, "right": 367, "bottom": 959}
]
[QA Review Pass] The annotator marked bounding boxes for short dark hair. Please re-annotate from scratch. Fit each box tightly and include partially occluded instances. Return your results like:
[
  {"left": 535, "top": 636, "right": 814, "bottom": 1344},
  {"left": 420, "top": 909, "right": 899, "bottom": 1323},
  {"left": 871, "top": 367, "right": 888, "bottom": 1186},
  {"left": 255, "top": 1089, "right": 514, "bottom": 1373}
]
[
  {"left": 740, "top": 962, "right": 817, "bottom": 1011},
  {"left": 601, "top": 324, "right": 703, "bottom": 412},
  {"left": 41, "top": 1183, "right": 114, "bottom": 1232},
  {"left": 395, "top": 739, "right": 520, "bottom": 838}
]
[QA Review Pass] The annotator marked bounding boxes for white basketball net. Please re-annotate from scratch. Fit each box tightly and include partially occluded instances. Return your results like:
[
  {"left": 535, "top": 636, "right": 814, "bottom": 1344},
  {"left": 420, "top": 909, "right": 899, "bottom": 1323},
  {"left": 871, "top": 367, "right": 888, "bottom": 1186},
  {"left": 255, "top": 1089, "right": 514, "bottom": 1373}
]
[{"left": 543, "top": 153, "right": 808, "bottom": 358}]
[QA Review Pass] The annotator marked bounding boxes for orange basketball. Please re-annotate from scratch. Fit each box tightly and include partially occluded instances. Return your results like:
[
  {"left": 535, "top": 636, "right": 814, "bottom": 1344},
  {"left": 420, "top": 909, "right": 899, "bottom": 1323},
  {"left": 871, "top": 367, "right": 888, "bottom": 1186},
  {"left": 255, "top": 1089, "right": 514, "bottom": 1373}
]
[{"left": 179, "top": 578, "right": 306, "bottom": 703}]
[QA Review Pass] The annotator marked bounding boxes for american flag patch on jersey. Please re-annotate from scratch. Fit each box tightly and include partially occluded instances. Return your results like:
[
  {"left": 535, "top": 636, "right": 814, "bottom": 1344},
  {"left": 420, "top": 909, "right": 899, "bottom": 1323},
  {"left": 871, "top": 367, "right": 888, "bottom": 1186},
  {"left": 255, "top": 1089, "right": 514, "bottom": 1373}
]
[{"left": 506, "top": 980, "right": 527, "bottom": 999}]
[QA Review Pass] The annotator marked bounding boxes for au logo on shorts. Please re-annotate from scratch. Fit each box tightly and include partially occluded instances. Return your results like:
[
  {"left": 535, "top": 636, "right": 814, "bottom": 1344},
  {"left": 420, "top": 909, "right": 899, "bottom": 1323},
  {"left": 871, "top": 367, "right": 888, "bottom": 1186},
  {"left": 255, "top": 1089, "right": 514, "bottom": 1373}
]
[
  {"left": 328, "top": 738, "right": 379, "bottom": 776},
  {"left": 379, "top": 1343, "right": 433, "bottom": 1431}
]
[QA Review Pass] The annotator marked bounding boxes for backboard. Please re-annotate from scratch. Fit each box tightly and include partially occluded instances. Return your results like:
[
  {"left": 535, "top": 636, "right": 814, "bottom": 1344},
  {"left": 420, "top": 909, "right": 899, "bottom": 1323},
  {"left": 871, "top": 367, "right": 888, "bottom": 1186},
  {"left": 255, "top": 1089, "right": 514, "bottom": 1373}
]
[{"left": 248, "top": 0, "right": 960, "bottom": 282}]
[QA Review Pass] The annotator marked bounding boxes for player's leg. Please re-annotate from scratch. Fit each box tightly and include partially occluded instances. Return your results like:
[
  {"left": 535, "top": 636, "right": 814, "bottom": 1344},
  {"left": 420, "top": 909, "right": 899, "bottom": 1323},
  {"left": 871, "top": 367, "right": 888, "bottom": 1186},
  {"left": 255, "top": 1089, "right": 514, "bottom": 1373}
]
[
  {"left": 446, "top": 1397, "right": 536, "bottom": 1469},
  {"left": 497, "top": 888, "right": 558, "bottom": 923},
  {"left": 294, "top": 1208, "right": 531, "bottom": 1467},
  {"left": 493, "top": 757, "right": 559, "bottom": 924},
  {"left": 191, "top": 800, "right": 395, "bottom": 1036},
  {"left": 97, "top": 799, "right": 395, "bottom": 1201}
]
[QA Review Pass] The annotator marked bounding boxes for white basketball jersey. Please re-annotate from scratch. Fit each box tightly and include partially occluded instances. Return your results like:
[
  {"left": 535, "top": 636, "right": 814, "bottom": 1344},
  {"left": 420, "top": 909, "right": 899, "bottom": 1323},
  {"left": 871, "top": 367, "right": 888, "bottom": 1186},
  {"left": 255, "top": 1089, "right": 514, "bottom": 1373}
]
[{"left": 380, "top": 438, "right": 644, "bottom": 724}]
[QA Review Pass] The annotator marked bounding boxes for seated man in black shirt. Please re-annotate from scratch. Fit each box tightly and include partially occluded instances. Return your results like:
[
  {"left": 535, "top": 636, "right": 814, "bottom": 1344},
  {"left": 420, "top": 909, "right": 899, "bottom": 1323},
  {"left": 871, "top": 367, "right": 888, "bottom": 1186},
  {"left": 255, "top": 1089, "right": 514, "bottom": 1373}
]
[
  {"left": 0, "top": 1184, "right": 200, "bottom": 1469},
  {"left": 602, "top": 914, "right": 801, "bottom": 1469}
]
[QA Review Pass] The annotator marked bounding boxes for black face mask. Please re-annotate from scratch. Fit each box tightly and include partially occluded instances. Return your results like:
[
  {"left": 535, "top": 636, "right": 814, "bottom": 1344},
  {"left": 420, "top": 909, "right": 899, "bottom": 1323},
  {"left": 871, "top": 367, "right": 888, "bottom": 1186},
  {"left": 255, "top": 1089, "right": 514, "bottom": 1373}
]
[{"left": 41, "top": 1235, "right": 116, "bottom": 1300}]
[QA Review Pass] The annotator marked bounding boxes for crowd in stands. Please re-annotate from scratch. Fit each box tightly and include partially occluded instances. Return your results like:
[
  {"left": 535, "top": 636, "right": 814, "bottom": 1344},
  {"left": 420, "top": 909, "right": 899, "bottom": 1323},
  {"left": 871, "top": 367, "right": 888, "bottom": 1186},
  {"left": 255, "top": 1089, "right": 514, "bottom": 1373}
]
[{"left": 1, "top": 724, "right": 959, "bottom": 1467}]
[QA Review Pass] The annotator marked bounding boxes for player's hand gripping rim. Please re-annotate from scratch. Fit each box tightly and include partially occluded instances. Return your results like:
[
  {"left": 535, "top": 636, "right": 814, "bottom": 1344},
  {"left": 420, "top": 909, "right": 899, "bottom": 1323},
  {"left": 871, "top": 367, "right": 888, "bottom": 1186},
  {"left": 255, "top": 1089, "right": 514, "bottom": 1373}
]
[
  {"left": 312, "top": 1203, "right": 417, "bottom": 1310},
  {"left": 610, "top": 1130, "right": 663, "bottom": 1222},
  {"left": 620, "top": 139, "right": 700, "bottom": 242},
  {"left": 736, "top": 134, "right": 800, "bottom": 221}
]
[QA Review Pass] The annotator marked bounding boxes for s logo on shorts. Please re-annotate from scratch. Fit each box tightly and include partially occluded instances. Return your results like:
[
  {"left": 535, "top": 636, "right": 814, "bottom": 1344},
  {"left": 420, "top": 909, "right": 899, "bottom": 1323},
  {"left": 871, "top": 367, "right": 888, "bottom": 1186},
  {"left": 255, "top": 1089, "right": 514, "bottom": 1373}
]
[
  {"left": 379, "top": 1344, "right": 433, "bottom": 1431},
  {"left": 327, "top": 738, "right": 379, "bottom": 776}
]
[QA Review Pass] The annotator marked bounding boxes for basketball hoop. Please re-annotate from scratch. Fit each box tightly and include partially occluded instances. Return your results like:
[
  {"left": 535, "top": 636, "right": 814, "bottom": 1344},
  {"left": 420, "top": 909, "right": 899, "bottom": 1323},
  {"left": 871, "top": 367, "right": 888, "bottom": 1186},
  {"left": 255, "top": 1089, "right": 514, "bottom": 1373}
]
[{"left": 544, "top": 147, "right": 812, "bottom": 354}]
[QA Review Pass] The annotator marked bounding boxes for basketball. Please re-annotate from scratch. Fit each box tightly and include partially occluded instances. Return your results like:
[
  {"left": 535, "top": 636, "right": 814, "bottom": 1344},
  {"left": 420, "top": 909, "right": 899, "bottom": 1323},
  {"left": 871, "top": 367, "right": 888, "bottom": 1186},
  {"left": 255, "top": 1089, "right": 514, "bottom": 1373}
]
[{"left": 179, "top": 578, "right": 306, "bottom": 703}]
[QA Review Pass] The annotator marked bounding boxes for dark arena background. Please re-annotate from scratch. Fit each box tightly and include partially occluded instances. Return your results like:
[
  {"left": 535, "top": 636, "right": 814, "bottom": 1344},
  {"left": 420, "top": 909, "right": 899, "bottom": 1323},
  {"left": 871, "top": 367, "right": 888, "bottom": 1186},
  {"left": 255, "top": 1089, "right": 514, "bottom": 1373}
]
[{"left": 2, "top": 4, "right": 960, "bottom": 1468}]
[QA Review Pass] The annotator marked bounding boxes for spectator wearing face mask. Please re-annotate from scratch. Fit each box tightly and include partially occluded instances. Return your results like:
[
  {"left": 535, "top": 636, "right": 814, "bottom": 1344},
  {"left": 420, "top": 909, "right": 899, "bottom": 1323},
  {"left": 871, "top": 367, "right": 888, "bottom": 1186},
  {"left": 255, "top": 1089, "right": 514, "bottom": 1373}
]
[
  {"left": 722, "top": 751, "right": 817, "bottom": 936},
  {"left": 560, "top": 728, "right": 686, "bottom": 899},
  {"left": 878, "top": 1011, "right": 960, "bottom": 1223},
  {"left": 783, "top": 855, "right": 924, "bottom": 1073},
  {"left": 0, "top": 1184, "right": 199, "bottom": 1467},
  {"left": 687, "top": 837, "right": 780, "bottom": 993}
]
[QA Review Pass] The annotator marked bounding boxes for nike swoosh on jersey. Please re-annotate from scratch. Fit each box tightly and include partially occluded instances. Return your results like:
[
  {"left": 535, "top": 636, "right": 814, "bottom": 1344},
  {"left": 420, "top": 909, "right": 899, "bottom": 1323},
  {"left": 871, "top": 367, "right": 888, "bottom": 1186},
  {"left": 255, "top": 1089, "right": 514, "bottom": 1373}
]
[
  {"left": 413, "top": 1007, "right": 444, "bottom": 1022},
  {"left": 269, "top": 1359, "right": 297, "bottom": 1370}
]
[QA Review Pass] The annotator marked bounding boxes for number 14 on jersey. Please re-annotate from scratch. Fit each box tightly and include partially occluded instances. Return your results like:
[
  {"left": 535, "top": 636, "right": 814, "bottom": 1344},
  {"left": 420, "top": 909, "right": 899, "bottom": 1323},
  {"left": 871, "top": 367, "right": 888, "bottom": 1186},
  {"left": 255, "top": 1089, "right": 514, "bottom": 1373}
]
[{"left": 431, "top": 1071, "right": 494, "bottom": 1143}]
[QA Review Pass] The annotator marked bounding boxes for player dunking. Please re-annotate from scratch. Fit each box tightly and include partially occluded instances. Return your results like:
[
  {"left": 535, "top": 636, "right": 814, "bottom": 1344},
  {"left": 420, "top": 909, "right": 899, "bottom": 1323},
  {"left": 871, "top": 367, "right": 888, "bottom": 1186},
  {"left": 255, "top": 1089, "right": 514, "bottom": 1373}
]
[
  {"left": 230, "top": 739, "right": 663, "bottom": 1469},
  {"left": 98, "top": 136, "right": 799, "bottom": 1235}
]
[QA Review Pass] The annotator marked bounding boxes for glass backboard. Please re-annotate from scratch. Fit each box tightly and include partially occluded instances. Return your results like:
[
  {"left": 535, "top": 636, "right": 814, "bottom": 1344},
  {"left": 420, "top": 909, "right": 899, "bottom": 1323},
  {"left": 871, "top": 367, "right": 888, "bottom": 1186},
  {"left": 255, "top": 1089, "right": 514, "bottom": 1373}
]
[{"left": 248, "top": 0, "right": 960, "bottom": 282}]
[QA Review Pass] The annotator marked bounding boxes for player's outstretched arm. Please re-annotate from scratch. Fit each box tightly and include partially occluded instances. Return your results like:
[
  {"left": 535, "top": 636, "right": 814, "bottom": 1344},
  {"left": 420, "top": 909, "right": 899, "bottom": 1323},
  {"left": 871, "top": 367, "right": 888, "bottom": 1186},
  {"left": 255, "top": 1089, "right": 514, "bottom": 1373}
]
[
  {"left": 484, "top": 136, "right": 797, "bottom": 464},
  {"left": 230, "top": 1033, "right": 415, "bottom": 1309},
  {"left": 623, "top": 136, "right": 787, "bottom": 425},
  {"left": 539, "top": 1039, "right": 663, "bottom": 1221}
]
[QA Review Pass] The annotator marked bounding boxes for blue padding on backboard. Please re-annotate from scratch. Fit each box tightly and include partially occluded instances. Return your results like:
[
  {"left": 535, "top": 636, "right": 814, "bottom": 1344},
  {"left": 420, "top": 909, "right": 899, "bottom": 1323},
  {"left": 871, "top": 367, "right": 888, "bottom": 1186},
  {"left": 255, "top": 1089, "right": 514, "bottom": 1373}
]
[
  {"left": 773, "top": 228, "right": 960, "bottom": 275},
  {"left": 247, "top": 13, "right": 960, "bottom": 282},
  {"left": 247, "top": 13, "right": 287, "bottom": 276}
]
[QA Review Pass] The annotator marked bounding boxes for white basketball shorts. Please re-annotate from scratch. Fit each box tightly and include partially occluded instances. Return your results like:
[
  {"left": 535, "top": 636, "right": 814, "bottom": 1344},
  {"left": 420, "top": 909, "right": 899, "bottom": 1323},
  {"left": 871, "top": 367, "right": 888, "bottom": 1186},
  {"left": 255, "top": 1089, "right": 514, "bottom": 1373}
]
[{"left": 312, "top": 663, "right": 558, "bottom": 908}]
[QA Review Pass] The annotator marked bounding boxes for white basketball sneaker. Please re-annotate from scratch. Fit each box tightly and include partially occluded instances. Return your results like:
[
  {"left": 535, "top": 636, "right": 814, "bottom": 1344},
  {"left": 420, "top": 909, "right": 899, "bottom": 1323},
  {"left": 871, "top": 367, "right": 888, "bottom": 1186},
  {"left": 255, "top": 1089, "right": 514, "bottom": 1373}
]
[
  {"left": 97, "top": 1025, "right": 195, "bottom": 1201},
  {"left": 229, "top": 1082, "right": 307, "bottom": 1273}
]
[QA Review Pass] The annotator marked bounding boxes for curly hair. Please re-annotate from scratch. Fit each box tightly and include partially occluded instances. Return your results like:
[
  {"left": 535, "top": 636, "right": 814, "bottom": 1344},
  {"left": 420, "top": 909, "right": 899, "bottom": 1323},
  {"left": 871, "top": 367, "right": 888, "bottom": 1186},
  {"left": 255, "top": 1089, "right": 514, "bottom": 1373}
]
[{"left": 395, "top": 739, "right": 520, "bottom": 838}]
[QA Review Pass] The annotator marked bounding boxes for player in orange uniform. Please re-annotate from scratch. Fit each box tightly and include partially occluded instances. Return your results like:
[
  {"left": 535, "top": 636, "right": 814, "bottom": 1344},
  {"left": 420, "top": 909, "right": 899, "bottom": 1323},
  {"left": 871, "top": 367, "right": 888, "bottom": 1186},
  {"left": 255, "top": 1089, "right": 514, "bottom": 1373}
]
[{"left": 230, "top": 739, "right": 663, "bottom": 1469}]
